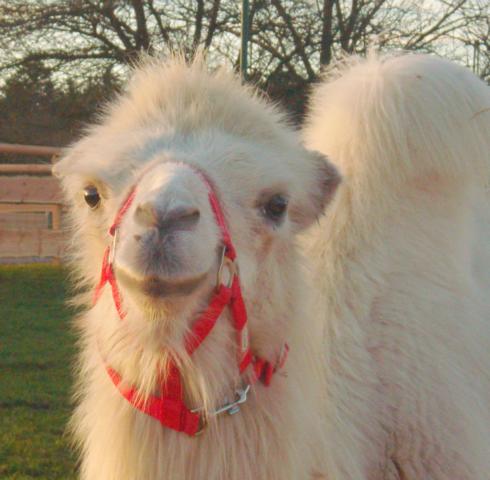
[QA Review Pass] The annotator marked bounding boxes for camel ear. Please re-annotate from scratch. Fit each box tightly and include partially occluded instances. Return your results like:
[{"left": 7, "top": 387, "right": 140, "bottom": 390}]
[
  {"left": 52, "top": 143, "right": 96, "bottom": 180},
  {"left": 52, "top": 149, "right": 78, "bottom": 179},
  {"left": 290, "top": 151, "right": 341, "bottom": 230}
]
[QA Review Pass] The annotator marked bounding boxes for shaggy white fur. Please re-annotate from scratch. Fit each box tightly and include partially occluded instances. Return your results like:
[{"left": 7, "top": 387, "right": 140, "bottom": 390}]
[
  {"left": 55, "top": 53, "right": 490, "bottom": 480},
  {"left": 55, "top": 56, "right": 336, "bottom": 480},
  {"left": 303, "top": 54, "right": 490, "bottom": 479}
]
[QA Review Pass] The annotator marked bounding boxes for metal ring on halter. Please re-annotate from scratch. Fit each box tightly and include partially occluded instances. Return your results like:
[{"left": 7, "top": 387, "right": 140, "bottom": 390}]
[
  {"left": 108, "top": 229, "right": 118, "bottom": 265},
  {"left": 194, "top": 415, "right": 208, "bottom": 436},
  {"left": 216, "top": 246, "right": 237, "bottom": 290}
]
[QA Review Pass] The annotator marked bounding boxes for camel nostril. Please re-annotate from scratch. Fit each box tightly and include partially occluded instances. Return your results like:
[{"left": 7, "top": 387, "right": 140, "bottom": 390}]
[
  {"left": 134, "top": 202, "right": 200, "bottom": 232},
  {"left": 134, "top": 202, "right": 159, "bottom": 229},
  {"left": 162, "top": 207, "right": 200, "bottom": 232}
]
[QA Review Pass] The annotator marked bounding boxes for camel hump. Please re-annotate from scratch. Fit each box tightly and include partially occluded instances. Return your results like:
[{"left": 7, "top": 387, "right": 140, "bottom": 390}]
[{"left": 303, "top": 53, "right": 490, "bottom": 193}]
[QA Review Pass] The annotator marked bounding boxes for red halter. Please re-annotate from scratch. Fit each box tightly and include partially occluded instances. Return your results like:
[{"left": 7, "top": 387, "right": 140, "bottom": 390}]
[{"left": 93, "top": 164, "right": 288, "bottom": 436}]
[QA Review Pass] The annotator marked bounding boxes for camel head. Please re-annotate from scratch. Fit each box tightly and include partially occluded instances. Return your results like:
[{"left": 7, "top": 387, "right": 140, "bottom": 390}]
[{"left": 54, "top": 58, "right": 340, "bottom": 345}]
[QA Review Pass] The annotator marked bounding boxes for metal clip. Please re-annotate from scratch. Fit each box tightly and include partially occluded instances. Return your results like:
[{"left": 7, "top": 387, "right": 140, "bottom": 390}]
[
  {"left": 213, "top": 384, "right": 251, "bottom": 416},
  {"left": 191, "top": 384, "right": 251, "bottom": 419}
]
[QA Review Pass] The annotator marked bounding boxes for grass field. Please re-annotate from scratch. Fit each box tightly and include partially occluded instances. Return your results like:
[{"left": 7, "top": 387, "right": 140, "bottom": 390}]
[{"left": 0, "top": 265, "right": 78, "bottom": 479}]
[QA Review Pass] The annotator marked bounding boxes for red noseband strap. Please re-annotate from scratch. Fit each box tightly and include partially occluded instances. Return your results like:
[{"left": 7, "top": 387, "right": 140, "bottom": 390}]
[
  {"left": 93, "top": 164, "right": 288, "bottom": 436},
  {"left": 93, "top": 184, "right": 137, "bottom": 318}
]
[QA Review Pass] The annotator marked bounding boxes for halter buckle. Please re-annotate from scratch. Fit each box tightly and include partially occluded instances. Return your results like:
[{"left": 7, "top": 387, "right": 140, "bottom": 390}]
[{"left": 216, "top": 247, "right": 237, "bottom": 290}]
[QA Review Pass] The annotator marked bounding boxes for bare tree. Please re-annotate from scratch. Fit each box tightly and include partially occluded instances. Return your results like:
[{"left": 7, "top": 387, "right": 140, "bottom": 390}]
[
  {"left": 0, "top": 1, "right": 233, "bottom": 81},
  {"left": 0, "top": 0, "right": 487, "bottom": 115},
  {"left": 244, "top": 0, "right": 487, "bottom": 80},
  {"left": 447, "top": 0, "right": 490, "bottom": 81}
]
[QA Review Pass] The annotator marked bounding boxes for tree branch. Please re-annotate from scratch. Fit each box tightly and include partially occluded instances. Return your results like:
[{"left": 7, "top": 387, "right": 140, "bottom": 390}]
[
  {"left": 130, "top": 0, "right": 150, "bottom": 50},
  {"left": 204, "top": 0, "right": 221, "bottom": 48},
  {"left": 147, "top": 0, "right": 171, "bottom": 43},
  {"left": 320, "top": 0, "right": 334, "bottom": 65},
  {"left": 193, "top": 0, "right": 204, "bottom": 48},
  {"left": 270, "top": 0, "right": 316, "bottom": 80}
]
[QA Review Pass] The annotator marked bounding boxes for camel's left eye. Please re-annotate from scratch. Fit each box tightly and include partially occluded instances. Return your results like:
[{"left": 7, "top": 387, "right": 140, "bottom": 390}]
[
  {"left": 262, "top": 194, "right": 288, "bottom": 223},
  {"left": 83, "top": 186, "right": 101, "bottom": 209}
]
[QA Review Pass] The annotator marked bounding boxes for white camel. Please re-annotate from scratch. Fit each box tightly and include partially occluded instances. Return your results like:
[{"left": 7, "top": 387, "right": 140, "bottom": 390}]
[{"left": 54, "top": 53, "right": 490, "bottom": 479}]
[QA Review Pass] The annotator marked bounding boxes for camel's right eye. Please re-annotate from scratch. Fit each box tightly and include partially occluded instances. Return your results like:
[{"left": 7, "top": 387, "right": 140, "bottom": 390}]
[
  {"left": 83, "top": 186, "right": 101, "bottom": 209},
  {"left": 261, "top": 193, "right": 289, "bottom": 224}
]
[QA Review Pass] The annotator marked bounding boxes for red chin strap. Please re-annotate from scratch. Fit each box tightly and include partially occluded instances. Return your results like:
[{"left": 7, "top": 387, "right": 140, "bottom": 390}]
[{"left": 93, "top": 164, "right": 288, "bottom": 436}]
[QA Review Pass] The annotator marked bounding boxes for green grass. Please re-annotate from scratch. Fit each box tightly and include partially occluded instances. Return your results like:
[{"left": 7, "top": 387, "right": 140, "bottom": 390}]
[{"left": 0, "top": 265, "right": 78, "bottom": 479}]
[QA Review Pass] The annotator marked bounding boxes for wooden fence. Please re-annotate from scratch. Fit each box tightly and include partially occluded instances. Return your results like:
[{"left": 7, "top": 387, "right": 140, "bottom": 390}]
[{"left": 0, "top": 144, "right": 66, "bottom": 263}]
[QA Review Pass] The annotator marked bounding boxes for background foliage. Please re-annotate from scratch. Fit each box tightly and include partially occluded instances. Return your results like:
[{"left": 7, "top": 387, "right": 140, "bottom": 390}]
[{"left": 0, "top": 0, "right": 488, "bottom": 159}]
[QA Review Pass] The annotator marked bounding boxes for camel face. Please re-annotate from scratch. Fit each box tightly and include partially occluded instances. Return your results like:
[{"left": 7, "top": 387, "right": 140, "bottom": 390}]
[
  {"left": 56, "top": 125, "right": 338, "bottom": 321},
  {"left": 113, "top": 161, "right": 220, "bottom": 301}
]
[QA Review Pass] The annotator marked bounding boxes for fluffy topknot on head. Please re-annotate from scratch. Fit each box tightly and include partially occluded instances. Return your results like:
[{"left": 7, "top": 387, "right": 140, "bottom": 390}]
[
  {"left": 103, "top": 54, "right": 295, "bottom": 148},
  {"left": 304, "top": 53, "right": 490, "bottom": 190},
  {"left": 54, "top": 53, "right": 306, "bottom": 184}
]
